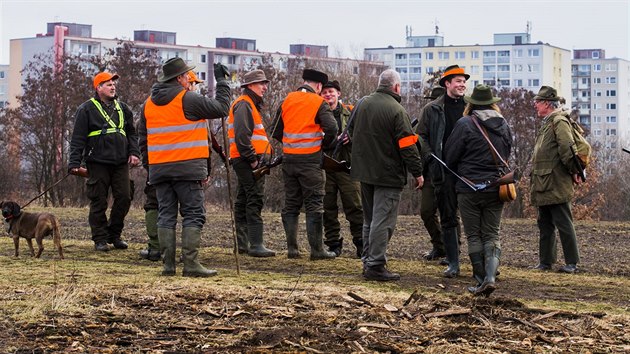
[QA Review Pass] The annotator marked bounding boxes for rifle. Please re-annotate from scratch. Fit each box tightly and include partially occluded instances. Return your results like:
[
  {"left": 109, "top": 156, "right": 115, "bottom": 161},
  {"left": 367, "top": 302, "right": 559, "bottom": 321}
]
[
  {"left": 322, "top": 153, "right": 350, "bottom": 174},
  {"left": 571, "top": 145, "right": 587, "bottom": 182},
  {"left": 210, "top": 131, "right": 228, "bottom": 164},
  {"left": 622, "top": 148, "right": 630, "bottom": 154},
  {"left": 327, "top": 98, "right": 365, "bottom": 172},
  {"left": 253, "top": 155, "right": 282, "bottom": 180}
]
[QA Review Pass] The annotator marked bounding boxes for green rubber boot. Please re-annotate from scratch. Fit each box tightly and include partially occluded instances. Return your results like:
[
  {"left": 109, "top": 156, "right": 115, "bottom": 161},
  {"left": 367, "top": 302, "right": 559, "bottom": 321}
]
[
  {"left": 157, "top": 228, "right": 176, "bottom": 276},
  {"left": 182, "top": 227, "right": 217, "bottom": 278}
]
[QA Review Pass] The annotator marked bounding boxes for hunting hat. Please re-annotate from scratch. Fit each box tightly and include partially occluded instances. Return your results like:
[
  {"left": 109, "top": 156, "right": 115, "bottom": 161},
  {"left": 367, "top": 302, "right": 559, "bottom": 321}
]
[
  {"left": 424, "top": 86, "right": 445, "bottom": 99},
  {"left": 439, "top": 64, "right": 470, "bottom": 87},
  {"left": 464, "top": 84, "right": 501, "bottom": 105},
  {"left": 302, "top": 69, "right": 328, "bottom": 84},
  {"left": 188, "top": 71, "right": 203, "bottom": 84},
  {"left": 534, "top": 85, "right": 560, "bottom": 101},
  {"left": 240, "top": 69, "right": 269, "bottom": 87},
  {"left": 158, "top": 57, "right": 195, "bottom": 83},
  {"left": 322, "top": 80, "right": 341, "bottom": 92},
  {"left": 93, "top": 72, "right": 119, "bottom": 89}
]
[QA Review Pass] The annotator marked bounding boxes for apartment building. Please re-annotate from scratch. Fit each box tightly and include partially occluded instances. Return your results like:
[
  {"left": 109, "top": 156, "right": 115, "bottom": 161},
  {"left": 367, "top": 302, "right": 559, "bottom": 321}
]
[
  {"left": 364, "top": 32, "right": 571, "bottom": 102},
  {"left": 572, "top": 49, "right": 630, "bottom": 156},
  {"left": 0, "top": 64, "right": 8, "bottom": 108}
]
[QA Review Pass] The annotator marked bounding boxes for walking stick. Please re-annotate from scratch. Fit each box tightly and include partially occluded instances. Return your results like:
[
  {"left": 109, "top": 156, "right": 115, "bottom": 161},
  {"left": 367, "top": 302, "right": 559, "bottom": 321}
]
[{"left": 217, "top": 118, "right": 240, "bottom": 275}]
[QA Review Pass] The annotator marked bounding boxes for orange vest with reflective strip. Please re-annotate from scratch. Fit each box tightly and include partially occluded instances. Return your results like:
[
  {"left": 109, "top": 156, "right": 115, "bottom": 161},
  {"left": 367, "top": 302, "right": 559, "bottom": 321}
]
[
  {"left": 281, "top": 91, "right": 324, "bottom": 155},
  {"left": 144, "top": 90, "right": 209, "bottom": 164},
  {"left": 228, "top": 95, "right": 269, "bottom": 158}
]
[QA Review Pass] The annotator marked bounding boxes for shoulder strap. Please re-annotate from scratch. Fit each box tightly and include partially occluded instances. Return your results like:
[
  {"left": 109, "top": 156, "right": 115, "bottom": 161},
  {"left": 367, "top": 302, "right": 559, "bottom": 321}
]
[{"left": 471, "top": 115, "right": 510, "bottom": 169}]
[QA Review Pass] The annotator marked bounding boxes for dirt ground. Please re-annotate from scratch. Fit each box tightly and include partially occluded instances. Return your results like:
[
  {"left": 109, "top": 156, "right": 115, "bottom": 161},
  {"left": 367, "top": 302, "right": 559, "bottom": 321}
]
[{"left": 0, "top": 208, "right": 628, "bottom": 353}]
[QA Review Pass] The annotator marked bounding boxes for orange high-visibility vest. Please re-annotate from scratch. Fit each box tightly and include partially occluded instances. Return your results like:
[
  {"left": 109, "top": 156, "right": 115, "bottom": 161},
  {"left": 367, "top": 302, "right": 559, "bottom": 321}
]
[
  {"left": 281, "top": 91, "right": 324, "bottom": 155},
  {"left": 144, "top": 90, "right": 209, "bottom": 164},
  {"left": 228, "top": 95, "right": 269, "bottom": 158}
]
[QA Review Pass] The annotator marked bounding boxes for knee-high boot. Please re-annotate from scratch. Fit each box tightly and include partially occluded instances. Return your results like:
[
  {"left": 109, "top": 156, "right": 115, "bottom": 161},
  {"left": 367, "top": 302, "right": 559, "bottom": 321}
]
[
  {"left": 306, "top": 212, "right": 336, "bottom": 260},
  {"left": 282, "top": 214, "right": 300, "bottom": 259},
  {"left": 181, "top": 227, "right": 217, "bottom": 277},
  {"left": 467, "top": 251, "right": 485, "bottom": 293},
  {"left": 247, "top": 223, "right": 276, "bottom": 257},
  {"left": 442, "top": 227, "right": 460, "bottom": 278},
  {"left": 474, "top": 247, "right": 500, "bottom": 297},
  {"left": 158, "top": 228, "right": 176, "bottom": 276}
]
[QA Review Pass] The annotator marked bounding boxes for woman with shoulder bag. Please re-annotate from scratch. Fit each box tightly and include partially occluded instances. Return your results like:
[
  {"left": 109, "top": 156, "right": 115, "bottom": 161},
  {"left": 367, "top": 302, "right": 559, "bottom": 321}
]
[{"left": 444, "top": 84, "right": 513, "bottom": 297}]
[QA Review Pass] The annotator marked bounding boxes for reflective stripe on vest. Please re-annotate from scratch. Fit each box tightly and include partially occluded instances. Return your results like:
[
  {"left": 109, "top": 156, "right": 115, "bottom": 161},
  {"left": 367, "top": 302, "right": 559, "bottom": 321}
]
[
  {"left": 227, "top": 95, "right": 269, "bottom": 158},
  {"left": 87, "top": 98, "right": 126, "bottom": 137},
  {"left": 144, "top": 90, "right": 209, "bottom": 164},
  {"left": 281, "top": 91, "right": 324, "bottom": 154}
]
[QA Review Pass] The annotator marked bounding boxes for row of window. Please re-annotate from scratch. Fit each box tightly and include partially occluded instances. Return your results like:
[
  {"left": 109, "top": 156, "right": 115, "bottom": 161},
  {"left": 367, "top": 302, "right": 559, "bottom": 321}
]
[
  {"left": 394, "top": 48, "right": 540, "bottom": 61},
  {"left": 592, "top": 128, "right": 617, "bottom": 136},
  {"left": 572, "top": 63, "right": 618, "bottom": 72},
  {"left": 592, "top": 116, "right": 618, "bottom": 123},
  {"left": 573, "top": 77, "right": 618, "bottom": 84},
  {"left": 578, "top": 103, "right": 618, "bottom": 110},
  {"left": 575, "top": 89, "right": 617, "bottom": 98}
]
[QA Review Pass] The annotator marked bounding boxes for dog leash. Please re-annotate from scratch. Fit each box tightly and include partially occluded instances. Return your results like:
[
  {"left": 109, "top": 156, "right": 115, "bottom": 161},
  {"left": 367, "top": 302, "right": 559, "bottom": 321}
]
[{"left": 21, "top": 172, "right": 71, "bottom": 209}]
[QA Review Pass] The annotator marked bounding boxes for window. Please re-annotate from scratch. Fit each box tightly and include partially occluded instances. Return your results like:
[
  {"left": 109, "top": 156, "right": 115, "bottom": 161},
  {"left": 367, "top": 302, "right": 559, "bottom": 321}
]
[
  {"left": 200, "top": 72, "right": 206, "bottom": 80},
  {"left": 514, "top": 64, "right": 523, "bottom": 72},
  {"left": 483, "top": 65, "right": 495, "bottom": 72},
  {"left": 594, "top": 90, "right": 602, "bottom": 97},
  {"left": 581, "top": 77, "right": 590, "bottom": 85},
  {"left": 0, "top": 101, "right": 5, "bottom": 109},
  {"left": 455, "top": 51, "right": 465, "bottom": 59},
  {"left": 470, "top": 51, "right": 479, "bottom": 59},
  {"left": 606, "top": 116, "right": 617, "bottom": 123},
  {"left": 227, "top": 55, "right": 236, "bottom": 64},
  {"left": 593, "top": 116, "right": 602, "bottom": 123},
  {"left": 483, "top": 51, "right": 496, "bottom": 57},
  {"left": 528, "top": 48, "right": 540, "bottom": 57},
  {"left": 470, "top": 65, "right": 480, "bottom": 74},
  {"left": 593, "top": 64, "right": 601, "bottom": 72},
  {"left": 395, "top": 53, "right": 407, "bottom": 60},
  {"left": 513, "top": 49, "right": 523, "bottom": 58},
  {"left": 593, "top": 77, "right": 602, "bottom": 84},
  {"left": 528, "top": 79, "right": 540, "bottom": 86},
  {"left": 426, "top": 67, "right": 434, "bottom": 73},
  {"left": 594, "top": 129, "right": 602, "bottom": 136},
  {"left": 606, "top": 103, "right": 617, "bottom": 109},
  {"left": 438, "top": 51, "right": 450, "bottom": 60},
  {"left": 0, "top": 71, "right": 4, "bottom": 79},
  {"left": 606, "top": 90, "right": 617, "bottom": 96},
  {"left": 606, "top": 77, "right": 616, "bottom": 84},
  {"left": 498, "top": 79, "right": 510, "bottom": 86},
  {"left": 200, "top": 54, "right": 206, "bottom": 63},
  {"left": 498, "top": 50, "right": 510, "bottom": 57},
  {"left": 592, "top": 51, "right": 600, "bottom": 59},
  {"left": 528, "top": 64, "right": 540, "bottom": 72},
  {"left": 593, "top": 103, "right": 601, "bottom": 110},
  {"left": 425, "top": 52, "right": 434, "bottom": 60},
  {"left": 580, "top": 90, "right": 590, "bottom": 98},
  {"left": 514, "top": 79, "right": 523, "bottom": 86},
  {"left": 605, "top": 63, "right": 617, "bottom": 71},
  {"left": 410, "top": 53, "right": 421, "bottom": 59},
  {"left": 497, "top": 65, "right": 509, "bottom": 72},
  {"left": 607, "top": 129, "right": 617, "bottom": 136}
]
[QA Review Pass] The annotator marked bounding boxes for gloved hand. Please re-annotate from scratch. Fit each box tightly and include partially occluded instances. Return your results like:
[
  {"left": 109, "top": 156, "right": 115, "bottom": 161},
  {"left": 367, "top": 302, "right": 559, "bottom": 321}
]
[{"left": 213, "top": 63, "right": 230, "bottom": 82}]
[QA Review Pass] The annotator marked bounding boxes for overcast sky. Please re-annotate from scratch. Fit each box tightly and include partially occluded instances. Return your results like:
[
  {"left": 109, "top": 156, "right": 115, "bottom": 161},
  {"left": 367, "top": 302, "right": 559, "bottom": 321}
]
[{"left": 1, "top": 0, "right": 629, "bottom": 64}]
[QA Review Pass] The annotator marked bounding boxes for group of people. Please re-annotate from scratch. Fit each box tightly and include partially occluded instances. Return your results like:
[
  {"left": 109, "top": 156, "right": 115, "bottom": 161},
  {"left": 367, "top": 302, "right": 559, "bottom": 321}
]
[{"left": 68, "top": 59, "right": 584, "bottom": 296}]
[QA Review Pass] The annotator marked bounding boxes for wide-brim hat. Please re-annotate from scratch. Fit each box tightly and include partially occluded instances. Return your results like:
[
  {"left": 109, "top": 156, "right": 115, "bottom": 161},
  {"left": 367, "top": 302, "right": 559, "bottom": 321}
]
[
  {"left": 158, "top": 57, "right": 195, "bottom": 83},
  {"left": 240, "top": 69, "right": 269, "bottom": 87},
  {"left": 424, "top": 86, "right": 445, "bottom": 99},
  {"left": 322, "top": 80, "right": 341, "bottom": 92},
  {"left": 534, "top": 85, "right": 560, "bottom": 101},
  {"left": 464, "top": 84, "right": 501, "bottom": 105},
  {"left": 439, "top": 64, "right": 470, "bottom": 87},
  {"left": 93, "top": 72, "right": 119, "bottom": 89},
  {"left": 302, "top": 69, "right": 328, "bottom": 85}
]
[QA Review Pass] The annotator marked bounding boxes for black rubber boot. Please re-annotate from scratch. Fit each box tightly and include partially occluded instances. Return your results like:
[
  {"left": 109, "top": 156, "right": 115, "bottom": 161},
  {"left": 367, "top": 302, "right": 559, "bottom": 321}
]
[
  {"left": 352, "top": 237, "right": 363, "bottom": 258},
  {"left": 247, "top": 223, "right": 276, "bottom": 257},
  {"left": 306, "top": 213, "right": 336, "bottom": 260},
  {"left": 181, "top": 227, "right": 217, "bottom": 277},
  {"left": 442, "top": 227, "right": 460, "bottom": 278},
  {"left": 235, "top": 223, "right": 249, "bottom": 254},
  {"left": 474, "top": 248, "right": 500, "bottom": 297},
  {"left": 158, "top": 228, "right": 176, "bottom": 276},
  {"left": 282, "top": 214, "right": 300, "bottom": 259},
  {"left": 467, "top": 251, "right": 485, "bottom": 294}
]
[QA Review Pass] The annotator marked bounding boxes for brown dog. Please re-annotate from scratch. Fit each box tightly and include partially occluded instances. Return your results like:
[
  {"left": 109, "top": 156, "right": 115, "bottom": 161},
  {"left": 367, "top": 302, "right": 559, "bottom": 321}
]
[{"left": 1, "top": 201, "right": 64, "bottom": 259}]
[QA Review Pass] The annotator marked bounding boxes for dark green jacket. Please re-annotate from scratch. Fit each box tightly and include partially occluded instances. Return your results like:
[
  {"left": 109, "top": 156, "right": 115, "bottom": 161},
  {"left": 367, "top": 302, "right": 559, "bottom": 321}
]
[
  {"left": 325, "top": 103, "right": 353, "bottom": 164},
  {"left": 350, "top": 86, "right": 422, "bottom": 187},
  {"left": 417, "top": 95, "right": 446, "bottom": 184},
  {"left": 530, "top": 109, "right": 577, "bottom": 206}
]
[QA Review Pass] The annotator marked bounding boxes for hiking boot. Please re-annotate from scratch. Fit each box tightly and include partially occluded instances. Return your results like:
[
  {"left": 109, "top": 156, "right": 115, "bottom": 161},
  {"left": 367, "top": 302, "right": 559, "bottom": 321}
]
[
  {"left": 111, "top": 238, "right": 128, "bottom": 250},
  {"left": 533, "top": 263, "right": 552, "bottom": 271},
  {"left": 94, "top": 241, "right": 109, "bottom": 252},
  {"left": 423, "top": 248, "right": 446, "bottom": 261},
  {"left": 364, "top": 264, "right": 400, "bottom": 282},
  {"left": 559, "top": 264, "right": 578, "bottom": 274},
  {"left": 139, "top": 249, "right": 161, "bottom": 262}
]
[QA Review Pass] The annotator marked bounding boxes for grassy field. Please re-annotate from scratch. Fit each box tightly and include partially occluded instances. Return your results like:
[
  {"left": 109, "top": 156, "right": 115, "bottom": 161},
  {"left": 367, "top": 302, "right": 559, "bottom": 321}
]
[{"left": 0, "top": 207, "right": 628, "bottom": 352}]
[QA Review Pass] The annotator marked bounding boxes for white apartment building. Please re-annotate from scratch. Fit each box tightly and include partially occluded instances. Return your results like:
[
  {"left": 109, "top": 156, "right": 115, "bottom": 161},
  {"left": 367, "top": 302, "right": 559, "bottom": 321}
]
[
  {"left": 364, "top": 32, "right": 571, "bottom": 103},
  {"left": 572, "top": 49, "right": 630, "bottom": 158}
]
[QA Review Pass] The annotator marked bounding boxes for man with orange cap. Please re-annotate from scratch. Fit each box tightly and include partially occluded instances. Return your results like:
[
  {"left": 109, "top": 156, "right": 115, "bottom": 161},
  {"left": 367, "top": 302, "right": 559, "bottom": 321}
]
[
  {"left": 272, "top": 68, "right": 338, "bottom": 260},
  {"left": 69, "top": 72, "right": 141, "bottom": 252}
]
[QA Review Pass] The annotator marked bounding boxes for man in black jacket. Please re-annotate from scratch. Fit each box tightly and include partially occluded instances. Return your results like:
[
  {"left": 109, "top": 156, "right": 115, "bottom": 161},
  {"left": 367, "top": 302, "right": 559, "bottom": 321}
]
[
  {"left": 69, "top": 72, "right": 140, "bottom": 252},
  {"left": 418, "top": 65, "right": 469, "bottom": 278}
]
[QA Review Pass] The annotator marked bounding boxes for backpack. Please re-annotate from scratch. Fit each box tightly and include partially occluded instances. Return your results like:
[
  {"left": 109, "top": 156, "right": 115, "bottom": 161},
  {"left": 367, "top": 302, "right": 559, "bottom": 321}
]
[{"left": 554, "top": 111, "right": 592, "bottom": 168}]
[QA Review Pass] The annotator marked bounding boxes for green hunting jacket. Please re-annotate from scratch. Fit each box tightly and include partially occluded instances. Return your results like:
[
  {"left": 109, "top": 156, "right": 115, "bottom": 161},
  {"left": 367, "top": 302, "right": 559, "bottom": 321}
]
[
  {"left": 350, "top": 86, "right": 422, "bottom": 188},
  {"left": 530, "top": 109, "right": 577, "bottom": 206}
]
